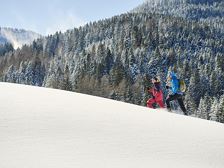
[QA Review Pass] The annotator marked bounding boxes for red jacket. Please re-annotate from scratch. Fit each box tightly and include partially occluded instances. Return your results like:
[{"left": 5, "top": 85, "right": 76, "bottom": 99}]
[{"left": 148, "top": 82, "right": 163, "bottom": 102}]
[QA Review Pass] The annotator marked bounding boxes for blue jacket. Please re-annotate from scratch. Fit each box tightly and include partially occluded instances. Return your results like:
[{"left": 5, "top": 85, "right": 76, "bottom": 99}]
[{"left": 170, "top": 72, "right": 180, "bottom": 94}]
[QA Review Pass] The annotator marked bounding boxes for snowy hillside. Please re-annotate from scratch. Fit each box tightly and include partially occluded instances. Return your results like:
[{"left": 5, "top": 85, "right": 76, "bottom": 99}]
[
  {"left": 0, "top": 27, "right": 41, "bottom": 49},
  {"left": 0, "top": 82, "right": 224, "bottom": 168},
  {"left": 1, "top": 1, "right": 223, "bottom": 122}
]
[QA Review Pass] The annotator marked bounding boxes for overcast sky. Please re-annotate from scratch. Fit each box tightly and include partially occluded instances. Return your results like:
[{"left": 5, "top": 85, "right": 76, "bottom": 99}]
[{"left": 0, "top": 0, "right": 144, "bottom": 35}]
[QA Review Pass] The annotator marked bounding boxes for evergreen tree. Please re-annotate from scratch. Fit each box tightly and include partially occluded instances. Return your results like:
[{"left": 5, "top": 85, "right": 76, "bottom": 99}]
[
  {"left": 196, "top": 94, "right": 211, "bottom": 120},
  {"left": 61, "top": 65, "right": 73, "bottom": 91},
  {"left": 217, "top": 95, "right": 224, "bottom": 123},
  {"left": 210, "top": 98, "right": 219, "bottom": 122},
  {"left": 110, "top": 57, "right": 125, "bottom": 86}
]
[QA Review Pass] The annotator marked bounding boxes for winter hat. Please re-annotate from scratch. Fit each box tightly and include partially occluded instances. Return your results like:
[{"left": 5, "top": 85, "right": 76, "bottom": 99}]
[{"left": 153, "top": 77, "right": 160, "bottom": 82}]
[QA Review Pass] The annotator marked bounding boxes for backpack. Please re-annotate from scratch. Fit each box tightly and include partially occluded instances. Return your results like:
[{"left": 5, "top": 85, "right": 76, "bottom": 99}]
[{"left": 178, "top": 79, "right": 187, "bottom": 93}]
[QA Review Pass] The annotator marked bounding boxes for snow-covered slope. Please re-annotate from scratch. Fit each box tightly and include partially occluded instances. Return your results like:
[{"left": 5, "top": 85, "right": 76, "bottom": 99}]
[
  {"left": 0, "top": 27, "right": 41, "bottom": 49},
  {"left": 0, "top": 82, "right": 224, "bottom": 168}
]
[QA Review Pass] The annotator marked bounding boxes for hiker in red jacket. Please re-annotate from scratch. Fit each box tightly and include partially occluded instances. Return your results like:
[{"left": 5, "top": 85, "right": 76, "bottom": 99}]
[{"left": 147, "top": 77, "right": 165, "bottom": 108}]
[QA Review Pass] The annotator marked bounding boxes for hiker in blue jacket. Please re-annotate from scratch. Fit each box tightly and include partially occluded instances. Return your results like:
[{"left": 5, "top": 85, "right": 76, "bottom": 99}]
[{"left": 166, "top": 72, "right": 187, "bottom": 115}]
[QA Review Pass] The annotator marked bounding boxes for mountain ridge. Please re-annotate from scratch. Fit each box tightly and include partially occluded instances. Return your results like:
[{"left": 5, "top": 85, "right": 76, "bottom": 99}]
[
  {"left": 133, "top": 0, "right": 224, "bottom": 30},
  {"left": 0, "top": 27, "right": 41, "bottom": 49}
]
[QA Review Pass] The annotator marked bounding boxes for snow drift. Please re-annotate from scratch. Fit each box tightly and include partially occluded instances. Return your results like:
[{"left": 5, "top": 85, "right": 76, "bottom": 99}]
[{"left": 0, "top": 82, "right": 224, "bottom": 168}]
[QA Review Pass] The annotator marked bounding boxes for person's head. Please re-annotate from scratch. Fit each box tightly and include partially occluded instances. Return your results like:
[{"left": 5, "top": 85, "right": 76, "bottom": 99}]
[
  {"left": 167, "top": 72, "right": 177, "bottom": 81},
  {"left": 151, "top": 77, "right": 159, "bottom": 83}
]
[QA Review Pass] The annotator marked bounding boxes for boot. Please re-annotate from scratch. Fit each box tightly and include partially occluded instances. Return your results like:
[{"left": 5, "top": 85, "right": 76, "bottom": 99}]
[{"left": 167, "top": 108, "right": 172, "bottom": 112}]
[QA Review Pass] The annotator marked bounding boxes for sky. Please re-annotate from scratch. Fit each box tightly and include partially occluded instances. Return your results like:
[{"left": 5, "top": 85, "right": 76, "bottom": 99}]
[{"left": 0, "top": 0, "right": 145, "bottom": 35}]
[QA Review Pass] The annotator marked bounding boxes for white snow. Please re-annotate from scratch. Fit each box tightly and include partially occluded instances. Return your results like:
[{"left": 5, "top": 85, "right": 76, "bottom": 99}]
[{"left": 0, "top": 82, "right": 224, "bottom": 168}]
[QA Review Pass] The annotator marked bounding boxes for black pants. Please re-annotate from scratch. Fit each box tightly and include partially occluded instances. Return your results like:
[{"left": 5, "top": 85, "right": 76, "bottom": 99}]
[{"left": 166, "top": 94, "right": 187, "bottom": 115}]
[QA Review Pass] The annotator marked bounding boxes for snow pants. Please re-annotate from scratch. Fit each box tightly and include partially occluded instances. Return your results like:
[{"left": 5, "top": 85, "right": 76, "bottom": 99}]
[
  {"left": 147, "top": 98, "right": 165, "bottom": 108},
  {"left": 166, "top": 93, "right": 187, "bottom": 115}
]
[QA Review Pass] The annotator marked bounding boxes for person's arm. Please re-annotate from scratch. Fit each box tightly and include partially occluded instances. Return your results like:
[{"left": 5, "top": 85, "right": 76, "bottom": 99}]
[
  {"left": 154, "top": 82, "right": 161, "bottom": 91},
  {"left": 147, "top": 88, "right": 155, "bottom": 99}
]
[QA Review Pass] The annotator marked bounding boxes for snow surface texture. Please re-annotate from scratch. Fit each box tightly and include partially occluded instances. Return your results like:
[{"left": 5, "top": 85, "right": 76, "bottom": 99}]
[
  {"left": 0, "top": 82, "right": 224, "bottom": 168},
  {"left": 0, "top": 27, "right": 41, "bottom": 49}
]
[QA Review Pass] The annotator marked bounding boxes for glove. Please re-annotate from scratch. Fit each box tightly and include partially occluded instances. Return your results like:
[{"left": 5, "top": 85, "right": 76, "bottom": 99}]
[{"left": 166, "top": 85, "right": 170, "bottom": 89}]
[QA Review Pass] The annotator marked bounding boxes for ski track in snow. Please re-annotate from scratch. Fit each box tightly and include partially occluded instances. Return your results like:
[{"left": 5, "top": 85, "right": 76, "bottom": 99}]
[{"left": 0, "top": 82, "right": 224, "bottom": 168}]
